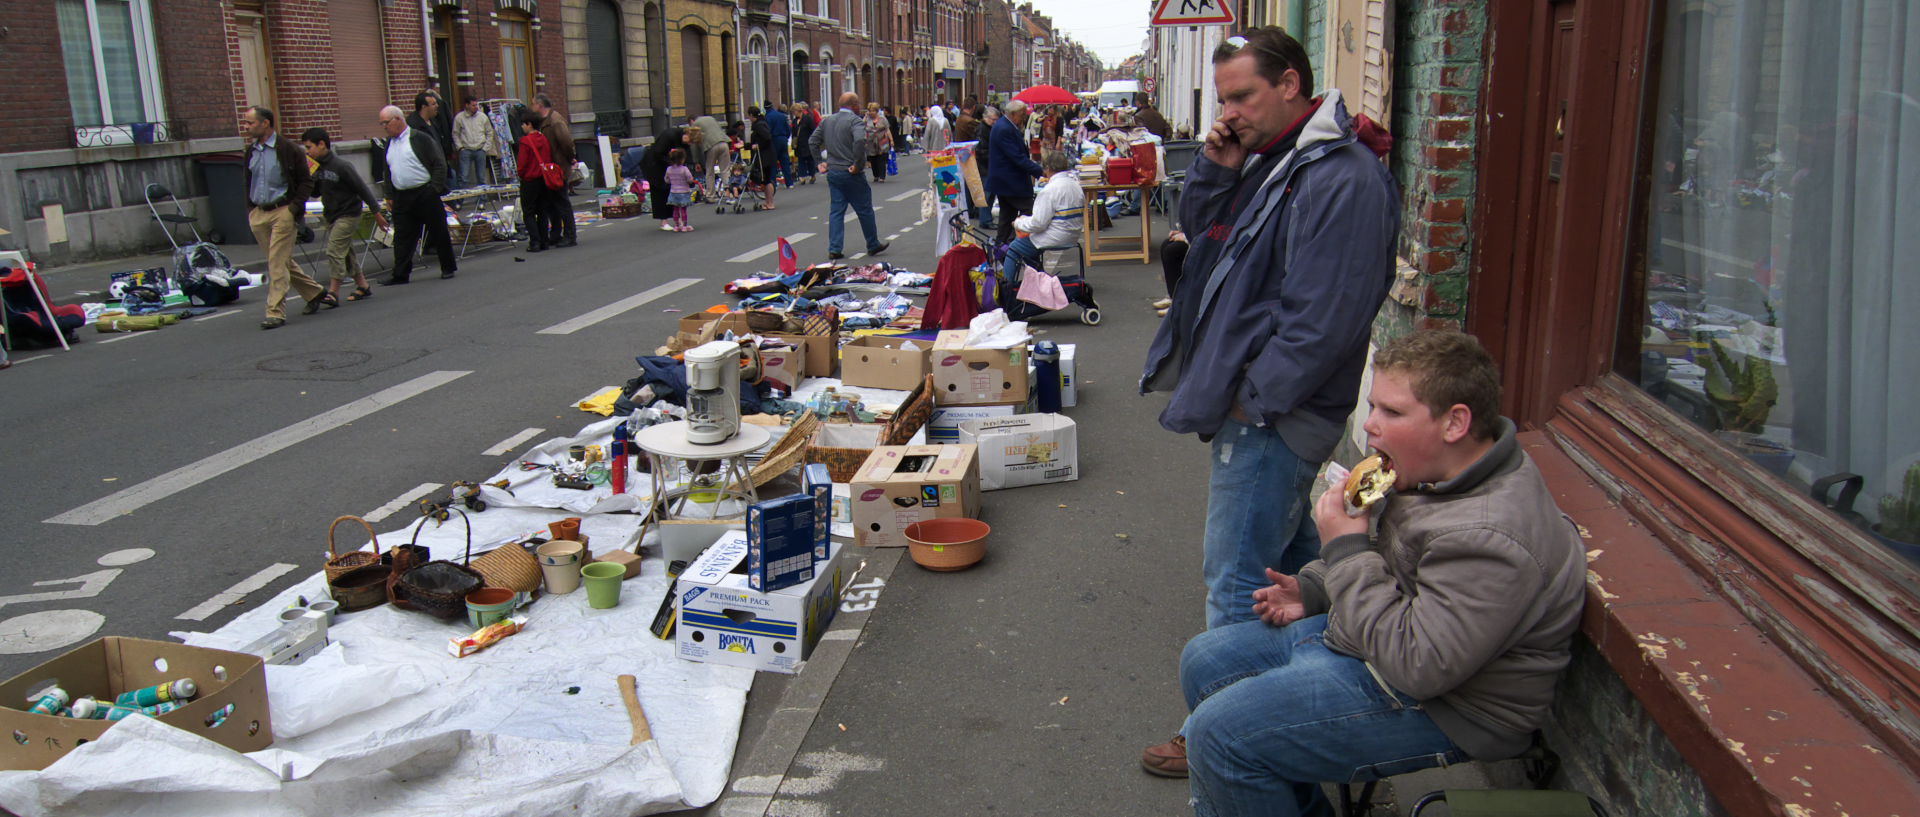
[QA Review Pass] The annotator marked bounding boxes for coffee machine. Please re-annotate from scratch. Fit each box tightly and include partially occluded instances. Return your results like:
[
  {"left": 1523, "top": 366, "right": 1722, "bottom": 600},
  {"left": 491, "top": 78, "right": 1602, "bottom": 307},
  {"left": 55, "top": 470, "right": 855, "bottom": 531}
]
[{"left": 684, "top": 340, "right": 742, "bottom": 445}]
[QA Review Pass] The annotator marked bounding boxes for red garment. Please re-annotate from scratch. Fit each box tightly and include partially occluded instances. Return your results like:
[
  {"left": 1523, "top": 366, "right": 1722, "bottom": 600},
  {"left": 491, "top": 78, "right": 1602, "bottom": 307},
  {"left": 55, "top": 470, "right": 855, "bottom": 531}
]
[
  {"left": 1353, "top": 114, "right": 1393, "bottom": 159},
  {"left": 923, "top": 243, "right": 989, "bottom": 331},
  {"left": 517, "top": 131, "right": 553, "bottom": 180}
]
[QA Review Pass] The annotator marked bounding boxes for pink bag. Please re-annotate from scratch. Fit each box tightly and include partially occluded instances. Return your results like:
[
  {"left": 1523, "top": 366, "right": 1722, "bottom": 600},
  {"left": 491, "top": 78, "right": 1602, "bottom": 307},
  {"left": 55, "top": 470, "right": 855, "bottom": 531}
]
[{"left": 1017, "top": 265, "right": 1069, "bottom": 311}]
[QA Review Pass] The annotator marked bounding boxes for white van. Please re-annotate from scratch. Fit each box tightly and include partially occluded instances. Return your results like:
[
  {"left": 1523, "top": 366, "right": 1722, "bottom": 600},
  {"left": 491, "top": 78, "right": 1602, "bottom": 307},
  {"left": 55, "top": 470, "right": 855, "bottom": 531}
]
[{"left": 1096, "top": 80, "right": 1142, "bottom": 109}]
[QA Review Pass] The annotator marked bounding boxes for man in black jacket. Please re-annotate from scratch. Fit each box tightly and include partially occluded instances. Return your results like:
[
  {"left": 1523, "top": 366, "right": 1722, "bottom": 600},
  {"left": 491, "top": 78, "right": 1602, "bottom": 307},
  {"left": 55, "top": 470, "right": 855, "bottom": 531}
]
[
  {"left": 377, "top": 105, "right": 456, "bottom": 285},
  {"left": 242, "top": 105, "right": 329, "bottom": 329}
]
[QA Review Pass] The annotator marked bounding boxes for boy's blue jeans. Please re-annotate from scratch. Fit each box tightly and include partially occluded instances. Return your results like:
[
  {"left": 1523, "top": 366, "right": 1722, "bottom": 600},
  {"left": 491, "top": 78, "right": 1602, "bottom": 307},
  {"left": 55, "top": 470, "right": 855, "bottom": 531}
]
[{"left": 1181, "top": 616, "right": 1468, "bottom": 817}]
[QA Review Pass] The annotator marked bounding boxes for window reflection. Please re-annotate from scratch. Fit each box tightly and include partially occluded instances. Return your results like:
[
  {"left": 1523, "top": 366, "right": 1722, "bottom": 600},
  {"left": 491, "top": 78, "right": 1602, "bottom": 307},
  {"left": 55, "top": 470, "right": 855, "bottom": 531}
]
[{"left": 1631, "top": 1, "right": 1920, "bottom": 563}]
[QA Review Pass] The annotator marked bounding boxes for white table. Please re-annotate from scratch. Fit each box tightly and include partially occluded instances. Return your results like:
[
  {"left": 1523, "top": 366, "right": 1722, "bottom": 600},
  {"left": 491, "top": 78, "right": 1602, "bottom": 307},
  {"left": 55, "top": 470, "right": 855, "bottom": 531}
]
[{"left": 631, "top": 421, "right": 770, "bottom": 544}]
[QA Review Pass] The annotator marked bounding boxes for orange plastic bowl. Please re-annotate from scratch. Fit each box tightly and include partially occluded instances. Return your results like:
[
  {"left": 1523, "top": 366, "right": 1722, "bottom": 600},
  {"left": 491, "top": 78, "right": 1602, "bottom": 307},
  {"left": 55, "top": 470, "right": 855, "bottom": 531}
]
[{"left": 903, "top": 518, "right": 991, "bottom": 571}]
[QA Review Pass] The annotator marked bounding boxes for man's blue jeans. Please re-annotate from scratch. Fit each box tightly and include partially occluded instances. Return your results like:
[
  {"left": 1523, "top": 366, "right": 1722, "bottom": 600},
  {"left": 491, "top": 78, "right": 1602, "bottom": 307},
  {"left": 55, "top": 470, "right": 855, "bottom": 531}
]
[
  {"left": 1001, "top": 236, "right": 1039, "bottom": 285},
  {"left": 826, "top": 169, "right": 881, "bottom": 254},
  {"left": 458, "top": 149, "right": 490, "bottom": 188},
  {"left": 774, "top": 142, "right": 794, "bottom": 187},
  {"left": 1204, "top": 421, "right": 1322, "bottom": 629},
  {"left": 1182, "top": 616, "right": 1467, "bottom": 817}
]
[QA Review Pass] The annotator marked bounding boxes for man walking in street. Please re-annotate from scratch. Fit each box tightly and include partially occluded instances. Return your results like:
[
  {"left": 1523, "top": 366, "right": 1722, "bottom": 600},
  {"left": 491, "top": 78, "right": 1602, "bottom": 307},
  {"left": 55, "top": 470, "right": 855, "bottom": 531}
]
[
  {"left": 301, "top": 127, "right": 388, "bottom": 304},
  {"left": 810, "top": 92, "right": 890, "bottom": 261},
  {"left": 986, "top": 100, "right": 1045, "bottom": 245},
  {"left": 1137, "top": 26, "right": 1399, "bottom": 777},
  {"left": 452, "top": 95, "right": 496, "bottom": 189},
  {"left": 532, "top": 94, "right": 579, "bottom": 247},
  {"left": 241, "top": 106, "right": 330, "bottom": 330},
  {"left": 377, "top": 105, "right": 457, "bottom": 285},
  {"left": 765, "top": 100, "right": 794, "bottom": 189}
]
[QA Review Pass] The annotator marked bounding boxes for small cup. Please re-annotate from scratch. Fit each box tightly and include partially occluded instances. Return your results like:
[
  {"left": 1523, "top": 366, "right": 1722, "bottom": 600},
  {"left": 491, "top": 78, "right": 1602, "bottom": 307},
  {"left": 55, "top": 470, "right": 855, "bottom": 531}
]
[
  {"left": 278, "top": 608, "right": 311, "bottom": 624},
  {"left": 581, "top": 562, "right": 626, "bottom": 609}
]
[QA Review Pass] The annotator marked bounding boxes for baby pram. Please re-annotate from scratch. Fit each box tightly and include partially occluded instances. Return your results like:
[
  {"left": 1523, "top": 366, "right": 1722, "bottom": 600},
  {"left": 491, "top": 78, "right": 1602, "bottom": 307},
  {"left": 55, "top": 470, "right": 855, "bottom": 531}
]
[
  {"left": 144, "top": 183, "right": 242, "bottom": 306},
  {"left": 714, "top": 150, "right": 765, "bottom": 214},
  {"left": 950, "top": 213, "right": 1102, "bottom": 326}
]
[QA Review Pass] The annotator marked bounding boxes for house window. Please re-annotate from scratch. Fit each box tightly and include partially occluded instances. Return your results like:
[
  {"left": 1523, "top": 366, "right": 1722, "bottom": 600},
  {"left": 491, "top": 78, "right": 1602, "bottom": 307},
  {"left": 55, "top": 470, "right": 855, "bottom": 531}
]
[
  {"left": 498, "top": 11, "right": 536, "bottom": 103},
  {"left": 1623, "top": 0, "right": 1920, "bottom": 566},
  {"left": 56, "top": 0, "right": 164, "bottom": 129},
  {"left": 432, "top": 7, "right": 464, "bottom": 96}
]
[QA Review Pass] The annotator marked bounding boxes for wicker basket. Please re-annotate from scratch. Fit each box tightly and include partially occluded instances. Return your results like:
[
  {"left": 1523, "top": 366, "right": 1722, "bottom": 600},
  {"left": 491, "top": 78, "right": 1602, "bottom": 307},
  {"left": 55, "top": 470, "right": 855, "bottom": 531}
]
[
  {"left": 452, "top": 220, "right": 495, "bottom": 245},
  {"left": 804, "top": 375, "right": 936, "bottom": 482},
  {"left": 324, "top": 515, "right": 382, "bottom": 581},
  {"left": 737, "top": 410, "right": 820, "bottom": 490},
  {"left": 390, "top": 512, "right": 486, "bottom": 619},
  {"left": 602, "top": 201, "right": 644, "bottom": 219},
  {"left": 471, "top": 540, "right": 543, "bottom": 593},
  {"left": 328, "top": 563, "right": 392, "bottom": 612}
]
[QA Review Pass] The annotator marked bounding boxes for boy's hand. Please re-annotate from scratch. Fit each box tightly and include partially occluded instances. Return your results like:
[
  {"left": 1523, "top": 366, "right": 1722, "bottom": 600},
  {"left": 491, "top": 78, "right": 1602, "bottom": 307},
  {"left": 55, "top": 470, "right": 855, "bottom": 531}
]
[{"left": 373, "top": 212, "right": 390, "bottom": 231}]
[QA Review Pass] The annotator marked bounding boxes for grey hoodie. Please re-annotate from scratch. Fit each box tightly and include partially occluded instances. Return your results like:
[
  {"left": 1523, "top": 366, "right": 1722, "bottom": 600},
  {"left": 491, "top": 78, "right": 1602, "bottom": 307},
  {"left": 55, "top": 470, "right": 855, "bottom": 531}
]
[{"left": 1297, "top": 419, "right": 1587, "bottom": 759}]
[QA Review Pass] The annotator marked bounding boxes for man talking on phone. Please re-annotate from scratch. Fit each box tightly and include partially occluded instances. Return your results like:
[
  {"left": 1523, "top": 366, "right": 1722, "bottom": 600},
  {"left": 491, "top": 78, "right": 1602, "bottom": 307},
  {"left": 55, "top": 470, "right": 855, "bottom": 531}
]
[{"left": 1138, "top": 25, "right": 1398, "bottom": 778}]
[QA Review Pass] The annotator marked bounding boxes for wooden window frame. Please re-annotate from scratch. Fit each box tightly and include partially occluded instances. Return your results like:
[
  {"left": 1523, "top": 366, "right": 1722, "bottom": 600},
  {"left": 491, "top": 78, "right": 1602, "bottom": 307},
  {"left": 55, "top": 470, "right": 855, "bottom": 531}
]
[
  {"left": 1468, "top": 0, "right": 1920, "bottom": 780},
  {"left": 497, "top": 9, "right": 536, "bottom": 105}
]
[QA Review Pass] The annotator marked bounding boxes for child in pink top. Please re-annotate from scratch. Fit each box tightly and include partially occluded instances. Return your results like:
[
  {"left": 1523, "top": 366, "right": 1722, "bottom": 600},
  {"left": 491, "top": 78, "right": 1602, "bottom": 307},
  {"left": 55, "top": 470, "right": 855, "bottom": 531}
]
[{"left": 665, "top": 149, "right": 696, "bottom": 232}]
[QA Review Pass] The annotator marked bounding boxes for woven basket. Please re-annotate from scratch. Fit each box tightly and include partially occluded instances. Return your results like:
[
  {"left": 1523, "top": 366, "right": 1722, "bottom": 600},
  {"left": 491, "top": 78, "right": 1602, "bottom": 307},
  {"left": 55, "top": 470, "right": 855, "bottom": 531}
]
[
  {"left": 804, "top": 375, "right": 936, "bottom": 482},
  {"left": 738, "top": 410, "right": 820, "bottom": 490},
  {"left": 328, "top": 563, "right": 391, "bottom": 612},
  {"left": 471, "top": 540, "right": 543, "bottom": 593},
  {"left": 453, "top": 220, "right": 495, "bottom": 244},
  {"left": 389, "top": 512, "right": 485, "bottom": 619},
  {"left": 602, "top": 201, "right": 644, "bottom": 219},
  {"left": 324, "top": 516, "right": 381, "bottom": 581}
]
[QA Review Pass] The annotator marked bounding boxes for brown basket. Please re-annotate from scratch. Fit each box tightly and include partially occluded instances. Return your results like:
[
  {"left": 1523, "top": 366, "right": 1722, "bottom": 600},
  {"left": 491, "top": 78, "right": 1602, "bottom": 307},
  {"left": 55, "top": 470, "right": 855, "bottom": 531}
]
[
  {"left": 328, "top": 563, "right": 392, "bottom": 612},
  {"left": 602, "top": 201, "right": 644, "bottom": 219},
  {"left": 324, "top": 515, "right": 382, "bottom": 581},
  {"left": 453, "top": 220, "right": 495, "bottom": 244},
  {"left": 804, "top": 375, "right": 936, "bottom": 482},
  {"left": 471, "top": 540, "right": 543, "bottom": 593},
  {"left": 738, "top": 410, "right": 820, "bottom": 490},
  {"left": 389, "top": 511, "right": 486, "bottom": 619}
]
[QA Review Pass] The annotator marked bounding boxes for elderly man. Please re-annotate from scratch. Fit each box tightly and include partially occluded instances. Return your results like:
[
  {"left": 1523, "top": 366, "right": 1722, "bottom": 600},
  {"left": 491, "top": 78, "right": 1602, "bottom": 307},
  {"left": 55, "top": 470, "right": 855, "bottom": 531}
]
[
  {"left": 986, "top": 99, "right": 1046, "bottom": 245},
  {"left": 531, "top": 94, "right": 578, "bottom": 247},
  {"left": 241, "top": 106, "right": 329, "bottom": 329},
  {"left": 809, "top": 92, "right": 890, "bottom": 260},
  {"left": 376, "top": 104, "right": 456, "bottom": 285}
]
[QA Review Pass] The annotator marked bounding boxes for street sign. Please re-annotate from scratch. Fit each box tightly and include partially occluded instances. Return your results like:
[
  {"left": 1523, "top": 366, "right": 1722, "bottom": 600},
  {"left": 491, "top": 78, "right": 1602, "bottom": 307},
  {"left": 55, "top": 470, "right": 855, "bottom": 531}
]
[
  {"left": 1150, "top": 0, "right": 1235, "bottom": 26},
  {"left": 1145, "top": 77, "right": 1157, "bottom": 94}
]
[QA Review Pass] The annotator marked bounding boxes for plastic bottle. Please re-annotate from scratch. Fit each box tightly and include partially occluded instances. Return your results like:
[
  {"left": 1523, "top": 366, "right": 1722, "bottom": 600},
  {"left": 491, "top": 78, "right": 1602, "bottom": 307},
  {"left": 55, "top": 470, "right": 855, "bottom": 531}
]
[
  {"left": 100, "top": 700, "right": 187, "bottom": 722},
  {"left": 114, "top": 678, "right": 196, "bottom": 708},
  {"left": 1033, "top": 341, "right": 1062, "bottom": 413},
  {"left": 611, "top": 421, "right": 630, "bottom": 495}
]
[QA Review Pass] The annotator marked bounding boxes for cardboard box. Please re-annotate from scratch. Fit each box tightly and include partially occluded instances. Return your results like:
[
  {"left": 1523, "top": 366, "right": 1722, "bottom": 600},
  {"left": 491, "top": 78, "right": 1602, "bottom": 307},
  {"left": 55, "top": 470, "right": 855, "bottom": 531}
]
[
  {"left": 840, "top": 335, "right": 934, "bottom": 390},
  {"left": 928, "top": 402, "right": 1024, "bottom": 444},
  {"left": 747, "top": 493, "right": 819, "bottom": 592},
  {"left": 850, "top": 444, "right": 982, "bottom": 547},
  {"left": 757, "top": 344, "right": 805, "bottom": 392},
  {"left": 0, "top": 637, "right": 273, "bottom": 770},
  {"left": 1059, "top": 343, "right": 1078, "bottom": 408},
  {"left": 958, "top": 414, "right": 1081, "bottom": 490},
  {"left": 681, "top": 313, "right": 834, "bottom": 376},
  {"left": 931, "top": 330, "right": 1030, "bottom": 406},
  {"left": 803, "top": 464, "right": 834, "bottom": 560},
  {"left": 677, "top": 533, "right": 849, "bottom": 673}
]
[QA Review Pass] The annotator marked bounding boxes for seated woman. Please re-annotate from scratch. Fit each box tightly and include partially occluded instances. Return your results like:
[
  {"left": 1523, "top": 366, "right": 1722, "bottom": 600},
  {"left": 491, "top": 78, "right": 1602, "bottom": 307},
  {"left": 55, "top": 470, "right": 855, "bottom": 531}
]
[{"left": 1001, "top": 150, "right": 1084, "bottom": 287}]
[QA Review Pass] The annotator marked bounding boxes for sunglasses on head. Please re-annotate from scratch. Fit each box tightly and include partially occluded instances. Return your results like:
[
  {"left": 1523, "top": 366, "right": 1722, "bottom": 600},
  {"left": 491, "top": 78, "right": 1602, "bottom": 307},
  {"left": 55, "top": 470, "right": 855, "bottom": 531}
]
[{"left": 1219, "top": 35, "right": 1294, "bottom": 66}]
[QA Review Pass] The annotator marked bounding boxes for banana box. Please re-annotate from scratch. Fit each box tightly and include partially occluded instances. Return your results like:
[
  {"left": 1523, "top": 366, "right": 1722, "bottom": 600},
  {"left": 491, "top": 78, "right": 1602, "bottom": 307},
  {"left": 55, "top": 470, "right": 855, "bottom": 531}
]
[{"left": 676, "top": 531, "right": 847, "bottom": 674}]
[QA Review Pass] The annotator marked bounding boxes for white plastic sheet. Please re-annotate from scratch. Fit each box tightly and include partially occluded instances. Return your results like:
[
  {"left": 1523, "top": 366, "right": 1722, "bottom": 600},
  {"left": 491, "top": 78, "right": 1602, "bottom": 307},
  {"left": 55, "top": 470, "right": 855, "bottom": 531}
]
[{"left": 0, "top": 424, "right": 760, "bottom": 817}]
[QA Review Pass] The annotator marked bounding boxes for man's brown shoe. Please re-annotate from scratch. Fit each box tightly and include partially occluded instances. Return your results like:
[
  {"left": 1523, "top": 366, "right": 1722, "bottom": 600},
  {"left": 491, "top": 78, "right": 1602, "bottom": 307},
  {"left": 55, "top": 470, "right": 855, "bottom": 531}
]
[{"left": 1141, "top": 735, "right": 1188, "bottom": 778}]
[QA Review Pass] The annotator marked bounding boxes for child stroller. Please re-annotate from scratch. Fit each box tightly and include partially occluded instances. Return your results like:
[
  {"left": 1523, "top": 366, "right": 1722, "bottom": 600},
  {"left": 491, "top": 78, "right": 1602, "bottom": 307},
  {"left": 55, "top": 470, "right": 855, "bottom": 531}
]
[
  {"left": 144, "top": 183, "right": 242, "bottom": 306},
  {"left": 948, "top": 212, "right": 1102, "bottom": 326},
  {"left": 715, "top": 153, "right": 762, "bottom": 214}
]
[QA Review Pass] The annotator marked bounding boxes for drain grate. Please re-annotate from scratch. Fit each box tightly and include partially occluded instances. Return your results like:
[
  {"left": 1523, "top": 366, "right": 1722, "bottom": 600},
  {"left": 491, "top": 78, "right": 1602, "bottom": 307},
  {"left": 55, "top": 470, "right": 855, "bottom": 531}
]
[
  {"left": 258, "top": 351, "right": 374, "bottom": 373},
  {"left": 196, "top": 348, "right": 431, "bottom": 382}
]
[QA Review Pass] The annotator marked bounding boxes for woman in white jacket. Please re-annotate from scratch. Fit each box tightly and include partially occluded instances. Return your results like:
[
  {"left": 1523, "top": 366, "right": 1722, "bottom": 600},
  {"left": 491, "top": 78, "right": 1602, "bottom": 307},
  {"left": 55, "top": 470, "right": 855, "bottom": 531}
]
[{"left": 1002, "top": 150, "right": 1083, "bottom": 286}]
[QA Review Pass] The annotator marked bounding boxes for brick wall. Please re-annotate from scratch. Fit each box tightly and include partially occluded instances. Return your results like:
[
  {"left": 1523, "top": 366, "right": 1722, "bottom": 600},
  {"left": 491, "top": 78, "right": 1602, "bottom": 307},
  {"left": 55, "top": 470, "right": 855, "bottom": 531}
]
[
  {"left": 1, "top": 2, "right": 76, "bottom": 152},
  {"left": 1303, "top": 0, "right": 1325, "bottom": 93},
  {"left": 260, "top": 0, "right": 339, "bottom": 138},
  {"left": 1377, "top": 0, "right": 1483, "bottom": 338},
  {"left": 156, "top": 1, "right": 236, "bottom": 144},
  {"left": 384, "top": 2, "right": 427, "bottom": 111}
]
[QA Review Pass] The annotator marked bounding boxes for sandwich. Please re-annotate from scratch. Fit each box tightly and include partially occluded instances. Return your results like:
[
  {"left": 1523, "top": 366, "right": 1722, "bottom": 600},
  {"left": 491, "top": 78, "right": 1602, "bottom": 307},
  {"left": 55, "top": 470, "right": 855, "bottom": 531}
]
[{"left": 1343, "top": 454, "right": 1397, "bottom": 515}]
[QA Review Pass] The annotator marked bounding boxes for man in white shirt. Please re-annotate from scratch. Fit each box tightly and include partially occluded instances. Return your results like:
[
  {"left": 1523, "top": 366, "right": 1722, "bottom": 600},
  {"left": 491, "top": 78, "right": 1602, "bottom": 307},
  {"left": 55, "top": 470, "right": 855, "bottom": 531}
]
[{"left": 377, "top": 105, "right": 456, "bottom": 285}]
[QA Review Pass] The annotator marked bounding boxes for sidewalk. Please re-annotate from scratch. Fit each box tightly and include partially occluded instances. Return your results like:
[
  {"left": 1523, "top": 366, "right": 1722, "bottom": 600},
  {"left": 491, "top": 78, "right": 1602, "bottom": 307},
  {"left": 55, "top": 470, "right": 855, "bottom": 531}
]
[{"left": 30, "top": 189, "right": 602, "bottom": 308}]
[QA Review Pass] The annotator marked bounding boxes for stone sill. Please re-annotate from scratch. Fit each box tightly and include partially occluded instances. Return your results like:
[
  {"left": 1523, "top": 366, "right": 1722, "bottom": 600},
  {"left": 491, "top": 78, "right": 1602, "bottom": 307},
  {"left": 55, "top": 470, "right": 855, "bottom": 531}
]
[{"left": 1522, "top": 430, "right": 1920, "bottom": 816}]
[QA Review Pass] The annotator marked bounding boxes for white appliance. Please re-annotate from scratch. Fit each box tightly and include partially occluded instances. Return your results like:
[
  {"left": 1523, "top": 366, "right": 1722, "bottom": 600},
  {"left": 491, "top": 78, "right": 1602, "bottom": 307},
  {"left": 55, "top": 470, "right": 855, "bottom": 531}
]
[{"left": 684, "top": 340, "right": 743, "bottom": 445}]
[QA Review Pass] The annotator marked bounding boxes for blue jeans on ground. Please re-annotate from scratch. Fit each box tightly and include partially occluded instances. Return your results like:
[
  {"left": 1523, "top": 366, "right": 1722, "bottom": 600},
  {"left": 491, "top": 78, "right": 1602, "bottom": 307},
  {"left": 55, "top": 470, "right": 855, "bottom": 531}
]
[
  {"left": 459, "top": 149, "right": 490, "bottom": 188},
  {"left": 1204, "top": 421, "right": 1322, "bottom": 630},
  {"left": 1182, "top": 616, "right": 1468, "bottom": 817},
  {"left": 826, "top": 169, "right": 881, "bottom": 254}
]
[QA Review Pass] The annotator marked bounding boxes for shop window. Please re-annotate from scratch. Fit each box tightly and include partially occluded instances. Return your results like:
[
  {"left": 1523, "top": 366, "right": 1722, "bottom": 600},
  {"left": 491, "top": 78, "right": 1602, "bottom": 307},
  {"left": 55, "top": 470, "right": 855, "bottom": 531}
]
[
  {"left": 57, "top": 0, "right": 164, "bottom": 130},
  {"left": 499, "top": 11, "right": 536, "bottom": 104},
  {"left": 1622, "top": 0, "right": 1920, "bottom": 568}
]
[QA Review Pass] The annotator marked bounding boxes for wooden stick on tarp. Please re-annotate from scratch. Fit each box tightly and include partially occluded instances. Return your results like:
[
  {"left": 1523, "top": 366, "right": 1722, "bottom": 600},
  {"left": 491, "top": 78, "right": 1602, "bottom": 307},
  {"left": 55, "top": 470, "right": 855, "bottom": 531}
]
[{"left": 618, "top": 674, "right": 653, "bottom": 745}]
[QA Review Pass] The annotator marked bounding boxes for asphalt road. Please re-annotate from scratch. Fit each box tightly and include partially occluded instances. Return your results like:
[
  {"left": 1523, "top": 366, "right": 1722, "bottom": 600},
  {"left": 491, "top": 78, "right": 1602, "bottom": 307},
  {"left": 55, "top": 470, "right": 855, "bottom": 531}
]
[{"left": 0, "top": 154, "right": 1211, "bottom": 815}]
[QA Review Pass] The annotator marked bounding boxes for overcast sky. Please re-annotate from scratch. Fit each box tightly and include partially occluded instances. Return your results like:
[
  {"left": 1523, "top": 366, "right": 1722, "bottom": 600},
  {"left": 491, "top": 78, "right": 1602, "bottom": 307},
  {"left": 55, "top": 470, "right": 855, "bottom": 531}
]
[{"left": 1025, "top": 0, "right": 1153, "bottom": 69}]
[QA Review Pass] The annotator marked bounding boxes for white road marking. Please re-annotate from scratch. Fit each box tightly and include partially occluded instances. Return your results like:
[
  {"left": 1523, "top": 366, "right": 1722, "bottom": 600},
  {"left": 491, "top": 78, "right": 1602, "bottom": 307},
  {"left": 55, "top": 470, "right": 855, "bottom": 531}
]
[
  {"left": 45, "top": 370, "right": 472, "bottom": 525},
  {"left": 0, "top": 610, "right": 106, "bottom": 655},
  {"left": 0, "top": 569, "right": 122, "bottom": 611},
  {"left": 775, "top": 750, "right": 886, "bottom": 796},
  {"left": 536, "top": 278, "right": 702, "bottom": 335},
  {"left": 365, "top": 482, "right": 444, "bottom": 523},
  {"left": 176, "top": 562, "right": 299, "bottom": 621},
  {"left": 483, "top": 427, "right": 545, "bottom": 457},
  {"left": 886, "top": 189, "right": 921, "bottom": 202},
  {"left": 885, "top": 234, "right": 900, "bottom": 241},
  {"left": 195, "top": 309, "right": 240, "bottom": 321},
  {"left": 96, "top": 331, "right": 155, "bottom": 344},
  {"left": 726, "top": 232, "right": 815, "bottom": 263},
  {"left": 97, "top": 548, "right": 157, "bottom": 567},
  {"left": 11, "top": 354, "right": 52, "bottom": 365},
  {"left": 850, "top": 253, "right": 866, "bottom": 260}
]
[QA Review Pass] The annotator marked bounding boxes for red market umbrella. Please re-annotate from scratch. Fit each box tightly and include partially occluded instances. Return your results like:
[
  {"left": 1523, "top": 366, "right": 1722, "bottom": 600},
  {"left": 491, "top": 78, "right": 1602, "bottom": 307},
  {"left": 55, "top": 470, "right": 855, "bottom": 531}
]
[{"left": 1014, "top": 84, "right": 1079, "bottom": 105}]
